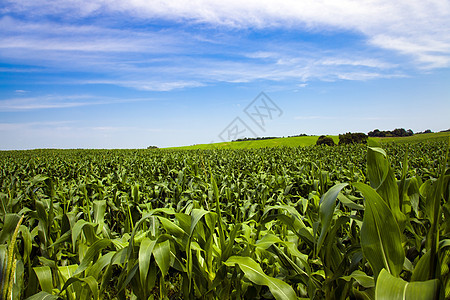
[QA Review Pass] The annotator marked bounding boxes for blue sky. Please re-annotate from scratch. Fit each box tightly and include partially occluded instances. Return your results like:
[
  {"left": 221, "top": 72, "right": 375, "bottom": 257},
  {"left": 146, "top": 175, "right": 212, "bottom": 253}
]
[{"left": 1, "top": 0, "right": 449, "bottom": 149}]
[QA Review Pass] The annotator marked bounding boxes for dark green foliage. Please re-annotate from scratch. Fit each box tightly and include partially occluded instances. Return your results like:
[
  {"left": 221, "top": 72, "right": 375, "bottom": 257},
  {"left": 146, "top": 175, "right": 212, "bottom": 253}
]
[
  {"left": 417, "top": 129, "right": 433, "bottom": 134},
  {"left": 369, "top": 128, "right": 414, "bottom": 137},
  {"left": 338, "top": 132, "right": 368, "bottom": 145},
  {"left": 233, "top": 136, "right": 279, "bottom": 142},
  {"left": 316, "top": 135, "right": 335, "bottom": 146}
]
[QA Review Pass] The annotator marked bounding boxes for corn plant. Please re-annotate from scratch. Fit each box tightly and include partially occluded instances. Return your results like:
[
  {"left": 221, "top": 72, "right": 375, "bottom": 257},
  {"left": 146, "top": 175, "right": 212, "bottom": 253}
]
[{"left": 0, "top": 141, "right": 448, "bottom": 299}]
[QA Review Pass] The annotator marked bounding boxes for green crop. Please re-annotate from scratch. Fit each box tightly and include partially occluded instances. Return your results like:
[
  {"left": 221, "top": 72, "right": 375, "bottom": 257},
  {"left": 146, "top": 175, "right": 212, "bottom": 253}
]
[{"left": 0, "top": 141, "right": 448, "bottom": 299}]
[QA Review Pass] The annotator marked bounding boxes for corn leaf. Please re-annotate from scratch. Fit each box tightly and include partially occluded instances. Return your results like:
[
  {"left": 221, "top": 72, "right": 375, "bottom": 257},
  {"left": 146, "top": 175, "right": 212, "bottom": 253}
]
[
  {"left": 375, "top": 269, "right": 439, "bottom": 300},
  {"left": 367, "top": 143, "right": 406, "bottom": 230},
  {"left": 341, "top": 270, "right": 375, "bottom": 288},
  {"left": 318, "top": 183, "right": 348, "bottom": 251},
  {"left": 33, "top": 266, "right": 53, "bottom": 294},
  {"left": 224, "top": 256, "right": 296, "bottom": 300},
  {"left": 354, "top": 182, "right": 404, "bottom": 279},
  {"left": 25, "top": 291, "right": 59, "bottom": 300},
  {"left": 153, "top": 239, "right": 171, "bottom": 276},
  {"left": 74, "top": 238, "right": 113, "bottom": 276},
  {"left": 139, "top": 237, "right": 156, "bottom": 290},
  {"left": 60, "top": 276, "right": 99, "bottom": 300}
]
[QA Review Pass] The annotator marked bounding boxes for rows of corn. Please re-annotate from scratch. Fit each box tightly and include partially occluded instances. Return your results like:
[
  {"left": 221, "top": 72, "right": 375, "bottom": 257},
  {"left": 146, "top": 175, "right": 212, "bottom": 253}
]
[{"left": 0, "top": 141, "right": 448, "bottom": 299}]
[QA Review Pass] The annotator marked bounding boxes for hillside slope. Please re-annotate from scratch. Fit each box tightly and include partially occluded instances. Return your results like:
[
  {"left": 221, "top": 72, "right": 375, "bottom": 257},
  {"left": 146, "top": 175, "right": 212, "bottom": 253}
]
[{"left": 166, "top": 132, "right": 450, "bottom": 150}]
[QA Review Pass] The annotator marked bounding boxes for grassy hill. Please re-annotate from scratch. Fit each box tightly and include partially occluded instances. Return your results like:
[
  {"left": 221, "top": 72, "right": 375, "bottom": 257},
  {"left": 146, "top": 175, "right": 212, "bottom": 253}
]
[
  {"left": 168, "top": 135, "right": 336, "bottom": 150},
  {"left": 372, "top": 131, "right": 450, "bottom": 144},
  {"left": 166, "top": 132, "right": 450, "bottom": 150}
]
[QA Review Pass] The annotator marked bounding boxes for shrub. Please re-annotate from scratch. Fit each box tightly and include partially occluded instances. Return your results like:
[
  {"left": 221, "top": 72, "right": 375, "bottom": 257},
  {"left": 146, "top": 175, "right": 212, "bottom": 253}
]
[
  {"left": 338, "top": 132, "right": 367, "bottom": 145},
  {"left": 316, "top": 135, "right": 335, "bottom": 146}
]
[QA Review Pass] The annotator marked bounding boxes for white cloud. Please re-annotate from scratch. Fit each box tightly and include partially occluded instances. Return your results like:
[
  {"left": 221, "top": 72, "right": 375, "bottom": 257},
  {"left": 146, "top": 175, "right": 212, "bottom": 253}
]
[
  {"left": 0, "top": 95, "right": 94, "bottom": 111},
  {"left": 0, "top": 121, "right": 75, "bottom": 131},
  {"left": 1, "top": 0, "right": 449, "bottom": 91},
  {"left": 0, "top": 95, "right": 156, "bottom": 111},
  {"left": 81, "top": 79, "right": 205, "bottom": 91},
  {"left": 4, "top": 0, "right": 449, "bottom": 68},
  {"left": 0, "top": 16, "right": 180, "bottom": 53}
]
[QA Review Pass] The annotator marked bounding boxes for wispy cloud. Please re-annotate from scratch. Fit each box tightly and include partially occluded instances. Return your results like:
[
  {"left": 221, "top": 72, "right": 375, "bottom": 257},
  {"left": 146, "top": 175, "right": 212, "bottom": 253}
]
[
  {"left": 0, "top": 121, "right": 75, "bottom": 131},
  {"left": 81, "top": 79, "right": 206, "bottom": 92},
  {"left": 1, "top": 0, "right": 449, "bottom": 92},
  {"left": 0, "top": 95, "right": 156, "bottom": 111},
  {"left": 0, "top": 0, "right": 450, "bottom": 91},
  {"left": 3, "top": 0, "right": 448, "bottom": 70},
  {"left": 0, "top": 95, "right": 94, "bottom": 111}
]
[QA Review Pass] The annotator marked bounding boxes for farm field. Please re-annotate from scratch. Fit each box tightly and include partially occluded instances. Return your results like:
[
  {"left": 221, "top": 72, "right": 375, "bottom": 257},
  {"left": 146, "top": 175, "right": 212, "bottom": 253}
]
[
  {"left": 165, "top": 136, "right": 338, "bottom": 150},
  {"left": 0, "top": 140, "right": 449, "bottom": 299},
  {"left": 372, "top": 132, "right": 450, "bottom": 144},
  {"left": 167, "top": 132, "right": 450, "bottom": 150}
]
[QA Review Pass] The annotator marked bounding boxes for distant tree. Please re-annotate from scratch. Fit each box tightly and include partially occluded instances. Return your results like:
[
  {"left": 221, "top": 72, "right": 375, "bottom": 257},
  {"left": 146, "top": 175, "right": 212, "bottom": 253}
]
[
  {"left": 416, "top": 129, "right": 433, "bottom": 134},
  {"left": 316, "top": 135, "right": 335, "bottom": 146},
  {"left": 233, "top": 136, "right": 279, "bottom": 142},
  {"left": 369, "top": 128, "right": 414, "bottom": 137},
  {"left": 392, "top": 128, "right": 407, "bottom": 137},
  {"left": 339, "top": 132, "right": 368, "bottom": 145},
  {"left": 147, "top": 146, "right": 158, "bottom": 149},
  {"left": 368, "top": 129, "right": 381, "bottom": 137}
]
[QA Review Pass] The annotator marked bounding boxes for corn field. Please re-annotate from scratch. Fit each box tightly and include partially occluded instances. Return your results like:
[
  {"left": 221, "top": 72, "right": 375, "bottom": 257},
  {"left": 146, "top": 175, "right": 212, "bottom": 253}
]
[{"left": 0, "top": 140, "right": 449, "bottom": 299}]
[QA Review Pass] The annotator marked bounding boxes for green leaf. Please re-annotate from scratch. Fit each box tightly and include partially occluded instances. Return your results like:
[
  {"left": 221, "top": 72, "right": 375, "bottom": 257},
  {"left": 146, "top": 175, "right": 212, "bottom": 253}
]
[
  {"left": 423, "top": 147, "right": 448, "bottom": 281},
  {"left": 262, "top": 205, "right": 314, "bottom": 246},
  {"left": 71, "top": 219, "right": 90, "bottom": 252},
  {"left": 367, "top": 146, "right": 406, "bottom": 230},
  {"left": 30, "top": 174, "right": 49, "bottom": 186},
  {"left": 342, "top": 270, "right": 375, "bottom": 288},
  {"left": 0, "top": 214, "right": 21, "bottom": 243},
  {"left": 25, "top": 291, "right": 59, "bottom": 300},
  {"left": 88, "top": 252, "right": 115, "bottom": 279},
  {"left": 354, "top": 182, "right": 404, "bottom": 279},
  {"left": 408, "top": 177, "right": 421, "bottom": 216},
  {"left": 73, "top": 238, "right": 112, "bottom": 276},
  {"left": 318, "top": 183, "right": 348, "bottom": 251},
  {"left": 128, "top": 208, "right": 176, "bottom": 259},
  {"left": 60, "top": 276, "right": 99, "bottom": 300},
  {"left": 224, "top": 256, "right": 297, "bottom": 300},
  {"left": 158, "top": 216, "right": 188, "bottom": 240},
  {"left": 139, "top": 237, "right": 156, "bottom": 290},
  {"left": 153, "top": 240, "right": 171, "bottom": 277},
  {"left": 189, "top": 209, "right": 210, "bottom": 236},
  {"left": 411, "top": 251, "right": 431, "bottom": 282},
  {"left": 33, "top": 266, "right": 53, "bottom": 294},
  {"left": 58, "top": 264, "right": 78, "bottom": 282},
  {"left": 255, "top": 234, "right": 309, "bottom": 264},
  {"left": 93, "top": 200, "right": 106, "bottom": 225},
  {"left": 375, "top": 269, "right": 439, "bottom": 300},
  {"left": 439, "top": 239, "right": 450, "bottom": 250},
  {"left": 338, "top": 194, "right": 364, "bottom": 210},
  {"left": 211, "top": 175, "right": 226, "bottom": 260}
]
